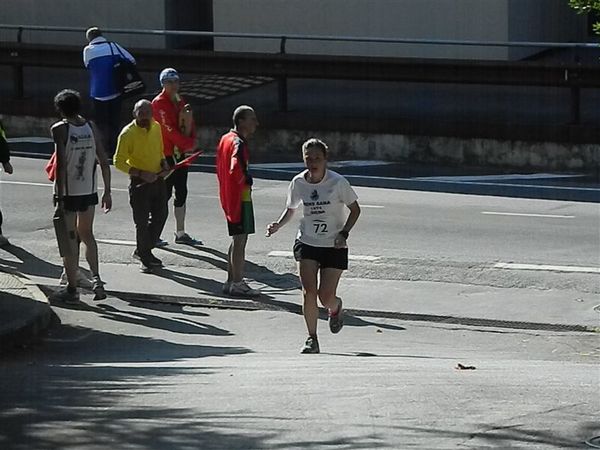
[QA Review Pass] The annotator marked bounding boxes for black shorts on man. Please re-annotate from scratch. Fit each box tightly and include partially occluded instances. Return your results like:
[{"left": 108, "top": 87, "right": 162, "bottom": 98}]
[
  {"left": 293, "top": 239, "right": 348, "bottom": 270},
  {"left": 63, "top": 193, "right": 98, "bottom": 212}
]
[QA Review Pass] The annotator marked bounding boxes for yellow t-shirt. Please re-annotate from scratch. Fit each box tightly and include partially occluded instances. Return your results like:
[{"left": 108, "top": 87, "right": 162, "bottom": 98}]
[{"left": 113, "top": 119, "right": 164, "bottom": 174}]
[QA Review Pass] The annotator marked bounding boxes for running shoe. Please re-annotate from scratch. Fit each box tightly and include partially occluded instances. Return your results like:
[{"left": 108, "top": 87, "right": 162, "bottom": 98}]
[
  {"left": 50, "top": 287, "right": 80, "bottom": 305},
  {"left": 91, "top": 276, "right": 107, "bottom": 301},
  {"left": 0, "top": 235, "right": 10, "bottom": 247},
  {"left": 328, "top": 297, "right": 344, "bottom": 334},
  {"left": 174, "top": 233, "right": 203, "bottom": 246},
  {"left": 228, "top": 281, "right": 260, "bottom": 297},
  {"left": 301, "top": 335, "right": 320, "bottom": 354},
  {"left": 155, "top": 238, "right": 169, "bottom": 248},
  {"left": 59, "top": 269, "right": 92, "bottom": 288}
]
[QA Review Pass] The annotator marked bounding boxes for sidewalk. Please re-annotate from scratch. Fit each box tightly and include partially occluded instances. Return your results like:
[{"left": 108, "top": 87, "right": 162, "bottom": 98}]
[
  {"left": 29, "top": 262, "right": 600, "bottom": 333},
  {"left": 0, "top": 268, "right": 54, "bottom": 352}
]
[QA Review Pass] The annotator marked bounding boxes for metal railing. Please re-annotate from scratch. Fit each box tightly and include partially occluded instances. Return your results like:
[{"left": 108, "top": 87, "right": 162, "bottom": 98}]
[
  {"left": 1, "top": 24, "right": 599, "bottom": 126},
  {"left": 1, "top": 23, "right": 598, "bottom": 52}
]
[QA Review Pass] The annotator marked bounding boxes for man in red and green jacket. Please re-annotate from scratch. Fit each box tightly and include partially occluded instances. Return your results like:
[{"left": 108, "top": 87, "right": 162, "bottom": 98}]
[
  {"left": 151, "top": 67, "right": 201, "bottom": 246},
  {"left": 216, "top": 105, "right": 260, "bottom": 298}
]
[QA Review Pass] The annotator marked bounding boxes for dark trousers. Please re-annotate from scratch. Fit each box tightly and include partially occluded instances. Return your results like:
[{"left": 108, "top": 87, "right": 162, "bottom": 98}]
[
  {"left": 129, "top": 178, "right": 168, "bottom": 260},
  {"left": 165, "top": 165, "right": 189, "bottom": 208},
  {"left": 94, "top": 97, "right": 123, "bottom": 157},
  {"left": 0, "top": 208, "right": 3, "bottom": 235}
]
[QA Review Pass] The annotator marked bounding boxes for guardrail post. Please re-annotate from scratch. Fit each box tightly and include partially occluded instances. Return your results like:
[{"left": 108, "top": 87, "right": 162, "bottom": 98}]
[
  {"left": 13, "top": 27, "right": 24, "bottom": 98},
  {"left": 278, "top": 36, "right": 288, "bottom": 112},
  {"left": 570, "top": 86, "right": 581, "bottom": 125},
  {"left": 568, "top": 53, "right": 581, "bottom": 125}
]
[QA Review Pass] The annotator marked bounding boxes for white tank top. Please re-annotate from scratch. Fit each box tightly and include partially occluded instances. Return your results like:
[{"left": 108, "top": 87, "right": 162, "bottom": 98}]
[{"left": 62, "top": 121, "right": 97, "bottom": 196}]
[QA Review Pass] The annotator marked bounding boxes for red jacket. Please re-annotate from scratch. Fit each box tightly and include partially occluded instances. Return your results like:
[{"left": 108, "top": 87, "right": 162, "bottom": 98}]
[
  {"left": 151, "top": 90, "right": 196, "bottom": 158},
  {"left": 216, "top": 130, "right": 251, "bottom": 223}
]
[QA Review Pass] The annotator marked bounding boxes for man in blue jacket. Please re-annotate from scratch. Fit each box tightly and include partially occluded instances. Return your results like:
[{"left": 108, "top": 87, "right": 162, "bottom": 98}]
[{"left": 83, "top": 27, "right": 136, "bottom": 157}]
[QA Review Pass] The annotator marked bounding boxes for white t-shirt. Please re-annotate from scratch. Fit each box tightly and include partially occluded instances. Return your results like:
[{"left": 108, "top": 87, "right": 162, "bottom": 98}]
[
  {"left": 59, "top": 122, "right": 98, "bottom": 196},
  {"left": 286, "top": 169, "right": 358, "bottom": 247}
]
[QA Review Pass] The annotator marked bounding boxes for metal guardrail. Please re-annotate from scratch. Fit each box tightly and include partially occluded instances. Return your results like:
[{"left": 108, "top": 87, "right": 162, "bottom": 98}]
[
  {"left": 1, "top": 24, "right": 599, "bottom": 51},
  {"left": 0, "top": 24, "right": 599, "bottom": 124}
]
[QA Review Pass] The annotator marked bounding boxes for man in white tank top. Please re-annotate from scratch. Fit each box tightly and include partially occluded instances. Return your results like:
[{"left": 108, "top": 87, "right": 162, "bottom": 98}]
[{"left": 50, "top": 89, "right": 112, "bottom": 304}]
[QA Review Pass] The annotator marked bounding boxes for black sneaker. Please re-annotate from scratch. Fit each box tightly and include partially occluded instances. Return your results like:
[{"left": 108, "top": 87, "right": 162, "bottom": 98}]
[
  {"left": 329, "top": 297, "right": 344, "bottom": 334},
  {"left": 148, "top": 254, "right": 163, "bottom": 267},
  {"left": 133, "top": 250, "right": 161, "bottom": 267},
  {"left": 155, "top": 238, "right": 169, "bottom": 248},
  {"left": 301, "top": 335, "right": 320, "bottom": 354},
  {"left": 175, "top": 233, "right": 202, "bottom": 246},
  {"left": 91, "top": 276, "right": 107, "bottom": 301},
  {"left": 140, "top": 261, "right": 153, "bottom": 273}
]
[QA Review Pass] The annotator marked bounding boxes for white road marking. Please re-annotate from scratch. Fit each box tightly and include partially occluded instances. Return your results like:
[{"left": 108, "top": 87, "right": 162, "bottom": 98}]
[
  {"left": 252, "top": 160, "right": 394, "bottom": 169},
  {"left": 0, "top": 180, "right": 218, "bottom": 198},
  {"left": 362, "top": 205, "right": 385, "bottom": 209},
  {"left": 0, "top": 180, "right": 53, "bottom": 188},
  {"left": 340, "top": 175, "right": 600, "bottom": 191},
  {"left": 482, "top": 211, "right": 575, "bottom": 219},
  {"left": 7, "top": 137, "right": 53, "bottom": 144},
  {"left": 413, "top": 173, "right": 586, "bottom": 182},
  {"left": 268, "top": 250, "right": 380, "bottom": 261},
  {"left": 0, "top": 180, "right": 129, "bottom": 192},
  {"left": 494, "top": 263, "right": 600, "bottom": 274},
  {"left": 97, "top": 239, "right": 137, "bottom": 246}
]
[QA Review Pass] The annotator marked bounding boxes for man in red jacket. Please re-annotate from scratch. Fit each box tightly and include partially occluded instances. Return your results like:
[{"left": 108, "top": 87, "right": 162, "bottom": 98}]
[
  {"left": 216, "top": 105, "right": 260, "bottom": 297},
  {"left": 151, "top": 68, "right": 201, "bottom": 246}
]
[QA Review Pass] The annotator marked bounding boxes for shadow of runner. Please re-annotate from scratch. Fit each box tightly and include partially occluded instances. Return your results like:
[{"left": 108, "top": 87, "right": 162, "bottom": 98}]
[
  {"left": 0, "top": 245, "right": 63, "bottom": 279},
  {"left": 250, "top": 295, "right": 406, "bottom": 332}
]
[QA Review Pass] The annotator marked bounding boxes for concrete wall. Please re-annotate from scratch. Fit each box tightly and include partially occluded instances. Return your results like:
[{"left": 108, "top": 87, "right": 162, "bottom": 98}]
[
  {"left": 213, "top": 0, "right": 510, "bottom": 60},
  {"left": 0, "top": 0, "right": 167, "bottom": 48},
  {"left": 0, "top": 0, "right": 587, "bottom": 60},
  {"left": 507, "top": 0, "right": 587, "bottom": 60},
  {"left": 2, "top": 113, "right": 596, "bottom": 172}
]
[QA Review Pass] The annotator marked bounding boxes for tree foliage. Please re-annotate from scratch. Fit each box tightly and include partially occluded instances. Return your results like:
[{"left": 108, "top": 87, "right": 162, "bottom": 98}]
[{"left": 569, "top": 0, "right": 600, "bottom": 33}]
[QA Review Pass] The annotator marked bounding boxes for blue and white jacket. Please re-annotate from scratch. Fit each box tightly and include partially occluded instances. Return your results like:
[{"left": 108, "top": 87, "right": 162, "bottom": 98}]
[{"left": 83, "top": 36, "right": 136, "bottom": 101}]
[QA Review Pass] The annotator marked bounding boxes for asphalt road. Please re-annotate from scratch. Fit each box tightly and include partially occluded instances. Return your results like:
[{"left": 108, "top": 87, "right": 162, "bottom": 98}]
[
  {"left": 1, "top": 157, "right": 598, "bottom": 291},
  {"left": 1, "top": 299, "right": 598, "bottom": 450},
  {"left": 1, "top": 157, "right": 599, "bottom": 449}
]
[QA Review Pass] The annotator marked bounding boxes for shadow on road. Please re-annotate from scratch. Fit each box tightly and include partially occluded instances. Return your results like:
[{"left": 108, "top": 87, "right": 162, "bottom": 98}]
[
  {"left": 0, "top": 323, "right": 266, "bottom": 449},
  {"left": 0, "top": 244, "right": 62, "bottom": 279},
  {"left": 42, "top": 287, "right": 234, "bottom": 337},
  {"left": 249, "top": 295, "right": 406, "bottom": 332},
  {"left": 162, "top": 245, "right": 301, "bottom": 291}
]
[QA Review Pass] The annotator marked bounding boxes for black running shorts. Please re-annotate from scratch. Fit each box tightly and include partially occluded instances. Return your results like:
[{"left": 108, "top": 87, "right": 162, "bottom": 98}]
[
  {"left": 293, "top": 239, "right": 348, "bottom": 270},
  {"left": 63, "top": 193, "right": 98, "bottom": 212}
]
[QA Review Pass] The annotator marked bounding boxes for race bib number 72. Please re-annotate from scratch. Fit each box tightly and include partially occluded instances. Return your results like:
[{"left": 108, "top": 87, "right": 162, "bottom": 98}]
[{"left": 310, "top": 219, "right": 330, "bottom": 236}]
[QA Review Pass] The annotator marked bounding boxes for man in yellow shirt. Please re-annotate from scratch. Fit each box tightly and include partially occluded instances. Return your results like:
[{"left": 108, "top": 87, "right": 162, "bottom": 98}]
[{"left": 114, "top": 99, "right": 170, "bottom": 273}]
